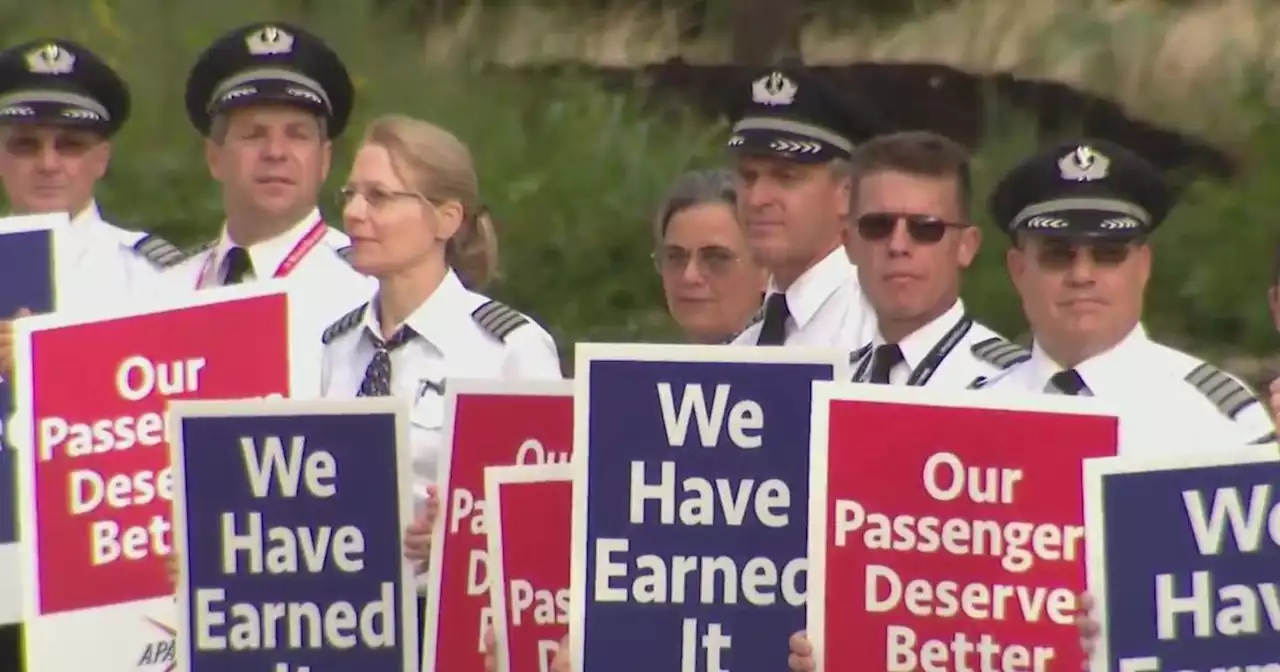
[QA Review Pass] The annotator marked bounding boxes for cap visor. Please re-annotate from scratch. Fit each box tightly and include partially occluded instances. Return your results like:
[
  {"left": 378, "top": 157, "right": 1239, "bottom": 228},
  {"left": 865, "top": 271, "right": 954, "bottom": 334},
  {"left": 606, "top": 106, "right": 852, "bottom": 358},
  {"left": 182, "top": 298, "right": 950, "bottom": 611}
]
[
  {"left": 208, "top": 80, "right": 329, "bottom": 120},
  {"left": 0, "top": 103, "right": 111, "bottom": 134},
  {"left": 1013, "top": 210, "right": 1149, "bottom": 239},
  {"left": 727, "top": 130, "right": 844, "bottom": 164}
]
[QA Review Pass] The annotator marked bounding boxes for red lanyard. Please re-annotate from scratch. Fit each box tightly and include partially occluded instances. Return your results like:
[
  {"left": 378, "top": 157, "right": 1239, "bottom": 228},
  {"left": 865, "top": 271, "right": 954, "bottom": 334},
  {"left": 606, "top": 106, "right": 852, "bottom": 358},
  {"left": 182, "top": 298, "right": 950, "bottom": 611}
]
[{"left": 195, "top": 220, "right": 329, "bottom": 289}]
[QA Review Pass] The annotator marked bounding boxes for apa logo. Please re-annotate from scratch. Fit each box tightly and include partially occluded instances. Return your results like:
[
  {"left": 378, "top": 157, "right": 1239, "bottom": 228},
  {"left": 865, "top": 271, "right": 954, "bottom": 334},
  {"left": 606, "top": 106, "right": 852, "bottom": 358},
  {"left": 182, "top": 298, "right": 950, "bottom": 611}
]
[{"left": 137, "top": 617, "right": 176, "bottom": 670}]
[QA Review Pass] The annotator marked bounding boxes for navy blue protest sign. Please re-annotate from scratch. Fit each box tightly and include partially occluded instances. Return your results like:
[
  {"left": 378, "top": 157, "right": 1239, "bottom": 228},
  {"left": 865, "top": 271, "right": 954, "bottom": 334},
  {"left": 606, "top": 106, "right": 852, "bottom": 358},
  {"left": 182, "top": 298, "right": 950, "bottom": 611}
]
[
  {"left": 569, "top": 343, "right": 849, "bottom": 672},
  {"left": 169, "top": 398, "right": 417, "bottom": 672},
  {"left": 0, "top": 213, "right": 58, "bottom": 626},
  {"left": 1084, "top": 449, "right": 1280, "bottom": 672}
]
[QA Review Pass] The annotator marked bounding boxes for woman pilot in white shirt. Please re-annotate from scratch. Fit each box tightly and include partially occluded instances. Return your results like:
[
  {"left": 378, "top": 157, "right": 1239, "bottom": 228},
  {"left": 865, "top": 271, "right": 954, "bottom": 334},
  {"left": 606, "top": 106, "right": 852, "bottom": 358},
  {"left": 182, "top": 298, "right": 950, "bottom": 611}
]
[
  {"left": 318, "top": 114, "right": 562, "bottom": 581},
  {"left": 165, "top": 117, "right": 561, "bottom": 608}
]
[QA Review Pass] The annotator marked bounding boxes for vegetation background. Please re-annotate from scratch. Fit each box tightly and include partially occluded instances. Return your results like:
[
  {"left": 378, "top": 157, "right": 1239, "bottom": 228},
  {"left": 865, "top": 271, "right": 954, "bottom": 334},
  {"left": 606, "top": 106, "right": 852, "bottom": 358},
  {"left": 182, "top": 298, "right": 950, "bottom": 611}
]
[{"left": 5, "top": 0, "right": 1280, "bottom": 375}]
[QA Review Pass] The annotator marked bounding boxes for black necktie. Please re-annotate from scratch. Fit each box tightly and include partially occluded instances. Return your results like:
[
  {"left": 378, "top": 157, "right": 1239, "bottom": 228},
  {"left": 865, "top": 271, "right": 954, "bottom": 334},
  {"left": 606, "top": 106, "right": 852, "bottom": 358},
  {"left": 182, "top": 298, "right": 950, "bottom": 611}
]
[
  {"left": 1049, "top": 369, "right": 1088, "bottom": 395},
  {"left": 756, "top": 293, "right": 791, "bottom": 346},
  {"left": 223, "top": 247, "right": 253, "bottom": 285},
  {"left": 868, "top": 344, "right": 905, "bottom": 384},
  {"left": 357, "top": 328, "right": 416, "bottom": 397}
]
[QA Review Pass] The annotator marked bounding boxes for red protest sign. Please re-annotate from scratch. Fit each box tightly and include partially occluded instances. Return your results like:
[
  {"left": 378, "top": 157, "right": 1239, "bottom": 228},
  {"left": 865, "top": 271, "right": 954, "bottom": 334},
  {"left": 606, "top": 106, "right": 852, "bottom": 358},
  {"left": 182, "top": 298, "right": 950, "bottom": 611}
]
[
  {"left": 484, "top": 464, "right": 571, "bottom": 672},
  {"left": 424, "top": 379, "right": 573, "bottom": 672},
  {"left": 807, "top": 385, "right": 1118, "bottom": 672},
  {"left": 12, "top": 286, "right": 316, "bottom": 619}
]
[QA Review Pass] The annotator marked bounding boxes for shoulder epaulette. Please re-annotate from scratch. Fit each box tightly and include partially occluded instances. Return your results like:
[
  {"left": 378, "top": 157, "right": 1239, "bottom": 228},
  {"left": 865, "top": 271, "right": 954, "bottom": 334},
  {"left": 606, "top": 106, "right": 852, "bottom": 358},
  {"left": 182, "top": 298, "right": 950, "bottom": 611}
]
[
  {"left": 1184, "top": 362, "right": 1260, "bottom": 420},
  {"left": 472, "top": 300, "right": 529, "bottom": 341},
  {"left": 322, "top": 304, "right": 366, "bottom": 345},
  {"left": 131, "top": 234, "right": 187, "bottom": 268},
  {"left": 185, "top": 239, "right": 216, "bottom": 257},
  {"left": 336, "top": 245, "right": 354, "bottom": 264},
  {"left": 970, "top": 337, "right": 1031, "bottom": 370},
  {"left": 849, "top": 343, "right": 872, "bottom": 367}
]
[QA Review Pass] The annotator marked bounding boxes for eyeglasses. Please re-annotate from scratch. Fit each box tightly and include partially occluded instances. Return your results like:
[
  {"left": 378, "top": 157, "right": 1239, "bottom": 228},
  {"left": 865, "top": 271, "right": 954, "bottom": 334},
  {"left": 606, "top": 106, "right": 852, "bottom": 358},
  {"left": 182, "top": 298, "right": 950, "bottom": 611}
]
[
  {"left": 651, "top": 245, "right": 741, "bottom": 276},
  {"left": 856, "top": 213, "right": 966, "bottom": 244},
  {"left": 3, "top": 133, "right": 96, "bottom": 157},
  {"left": 337, "top": 186, "right": 424, "bottom": 210},
  {"left": 1034, "top": 240, "right": 1135, "bottom": 271}
]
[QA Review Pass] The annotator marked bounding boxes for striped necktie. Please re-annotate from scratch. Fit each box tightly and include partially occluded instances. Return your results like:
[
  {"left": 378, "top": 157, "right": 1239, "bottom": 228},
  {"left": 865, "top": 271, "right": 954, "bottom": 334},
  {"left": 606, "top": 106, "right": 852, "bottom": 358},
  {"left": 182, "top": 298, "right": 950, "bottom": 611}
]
[{"left": 357, "top": 327, "right": 416, "bottom": 397}]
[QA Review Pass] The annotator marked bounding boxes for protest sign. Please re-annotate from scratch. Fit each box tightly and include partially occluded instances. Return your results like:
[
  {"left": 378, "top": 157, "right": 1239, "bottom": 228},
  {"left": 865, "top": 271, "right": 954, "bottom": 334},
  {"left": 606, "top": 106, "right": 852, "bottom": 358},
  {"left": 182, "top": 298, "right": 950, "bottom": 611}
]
[
  {"left": 423, "top": 379, "right": 574, "bottom": 672},
  {"left": 484, "top": 463, "right": 573, "bottom": 672},
  {"left": 807, "top": 383, "right": 1119, "bottom": 672},
  {"left": 1084, "top": 448, "right": 1280, "bottom": 672},
  {"left": 10, "top": 283, "right": 319, "bottom": 670},
  {"left": 0, "top": 213, "right": 60, "bottom": 626},
  {"left": 570, "top": 343, "right": 848, "bottom": 672},
  {"left": 169, "top": 397, "right": 417, "bottom": 671}
]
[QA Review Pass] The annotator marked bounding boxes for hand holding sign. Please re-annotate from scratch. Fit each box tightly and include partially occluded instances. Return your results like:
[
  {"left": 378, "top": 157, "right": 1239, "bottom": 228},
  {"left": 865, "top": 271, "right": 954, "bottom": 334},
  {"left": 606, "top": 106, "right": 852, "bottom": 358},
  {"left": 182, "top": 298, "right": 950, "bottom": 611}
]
[
  {"left": 787, "top": 631, "right": 815, "bottom": 672},
  {"left": 1074, "top": 593, "right": 1099, "bottom": 662},
  {"left": 404, "top": 484, "right": 439, "bottom": 573},
  {"left": 0, "top": 307, "right": 32, "bottom": 376}
]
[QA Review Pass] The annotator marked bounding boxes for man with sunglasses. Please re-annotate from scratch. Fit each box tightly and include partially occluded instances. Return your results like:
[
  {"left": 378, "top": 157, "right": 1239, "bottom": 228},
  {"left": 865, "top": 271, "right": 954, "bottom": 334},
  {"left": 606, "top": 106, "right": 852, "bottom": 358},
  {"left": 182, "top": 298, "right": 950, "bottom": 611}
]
[
  {"left": 844, "top": 131, "right": 1027, "bottom": 386},
  {"left": 726, "top": 64, "right": 881, "bottom": 348},
  {"left": 974, "top": 138, "right": 1274, "bottom": 447},
  {"left": 163, "top": 23, "right": 371, "bottom": 323},
  {"left": 784, "top": 139, "right": 1275, "bottom": 672},
  {"left": 0, "top": 40, "right": 186, "bottom": 311},
  {"left": 0, "top": 35, "right": 189, "bottom": 672}
]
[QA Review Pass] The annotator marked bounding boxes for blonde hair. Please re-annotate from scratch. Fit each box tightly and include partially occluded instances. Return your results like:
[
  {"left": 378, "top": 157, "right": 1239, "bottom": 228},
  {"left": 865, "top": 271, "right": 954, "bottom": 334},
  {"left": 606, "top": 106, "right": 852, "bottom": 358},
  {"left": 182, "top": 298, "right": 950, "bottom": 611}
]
[{"left": 362, "top": 114, "right": 498, "bottom": 290}]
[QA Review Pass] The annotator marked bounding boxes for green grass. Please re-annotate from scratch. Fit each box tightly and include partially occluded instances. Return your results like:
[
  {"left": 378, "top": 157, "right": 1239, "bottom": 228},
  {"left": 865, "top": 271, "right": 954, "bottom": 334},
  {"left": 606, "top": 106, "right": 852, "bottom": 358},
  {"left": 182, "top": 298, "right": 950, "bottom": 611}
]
[{"left": 4, "top": 0, "right": 1280, "bottom": 373}]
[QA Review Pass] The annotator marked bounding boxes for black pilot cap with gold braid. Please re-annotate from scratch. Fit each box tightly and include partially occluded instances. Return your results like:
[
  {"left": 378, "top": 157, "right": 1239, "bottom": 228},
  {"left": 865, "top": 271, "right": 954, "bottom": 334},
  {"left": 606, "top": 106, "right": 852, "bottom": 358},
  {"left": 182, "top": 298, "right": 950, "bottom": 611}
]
[
  {"left": 184, "top": 22, "right": 354, "bottom": 139},
  {"left": 988, "top": 138, "right": 1174, "bottom": 240},
  {"left": 0, "top": 39, "right": 130, "bottom": 137},
  {"left": 725, "top": 64, "right": 887, "bottom": 164}
]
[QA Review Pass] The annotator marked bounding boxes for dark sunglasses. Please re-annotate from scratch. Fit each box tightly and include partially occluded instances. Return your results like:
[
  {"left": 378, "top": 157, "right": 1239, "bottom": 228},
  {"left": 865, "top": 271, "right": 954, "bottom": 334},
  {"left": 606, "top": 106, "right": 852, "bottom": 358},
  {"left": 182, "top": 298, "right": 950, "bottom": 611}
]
[
  {"left": 856, "top": 213, "right": 965, "bottom": 244},
  {"left": 1035, "top": 240, "right": 1135, "bottom": 271}
]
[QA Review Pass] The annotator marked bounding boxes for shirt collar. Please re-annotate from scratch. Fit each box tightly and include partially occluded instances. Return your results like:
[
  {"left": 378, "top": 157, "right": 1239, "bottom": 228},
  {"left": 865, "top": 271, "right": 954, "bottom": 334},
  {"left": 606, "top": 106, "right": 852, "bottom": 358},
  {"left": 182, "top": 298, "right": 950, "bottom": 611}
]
[
  {"left": 214, "top": 208, "right": 324, "bottom": 280},
  {"left": 57, "top": 201, "right": 109, "bottom": 261},
  {"left": 1027, "top": 323, "right": 1149, "bottom": 392},
  {"left": 766, "top": 247, "right": 852, "bottom": 329},
  {"left": 361, "top": 271, "right": 471, "bottom": 356},
  {"left": 874, "top": 299, "right": 966, "bottom": 371},
  {"left": 68, "top": 201, "right": 103, "bottom": 229}
]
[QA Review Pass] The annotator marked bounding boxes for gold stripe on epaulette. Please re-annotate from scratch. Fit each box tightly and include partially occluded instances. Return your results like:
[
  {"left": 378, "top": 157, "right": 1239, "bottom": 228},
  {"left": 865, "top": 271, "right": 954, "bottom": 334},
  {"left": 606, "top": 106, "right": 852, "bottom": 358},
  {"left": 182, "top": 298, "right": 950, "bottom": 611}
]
[
  {"left": 1185, "top": 362, "right": 1259, "bottom": 419},
  {"left": 472, "top": 300, "right": 529, "bottom": 341},
  {"left": 322, "top": 303, "right": 367, "bottom": 344},
  {"left": 132, "top": 235, "right": 187, "bottom": 268},
  {"left": 970, "top": 337, "right": 1031, "bottom": 370}
]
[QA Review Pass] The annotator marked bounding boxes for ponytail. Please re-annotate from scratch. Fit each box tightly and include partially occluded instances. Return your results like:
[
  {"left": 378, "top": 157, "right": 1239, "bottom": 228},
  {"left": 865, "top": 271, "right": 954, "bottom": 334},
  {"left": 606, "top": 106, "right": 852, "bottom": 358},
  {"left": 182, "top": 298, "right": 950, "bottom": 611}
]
[{"left": 447, "top": 205, "right": 499, "bottom": 290}]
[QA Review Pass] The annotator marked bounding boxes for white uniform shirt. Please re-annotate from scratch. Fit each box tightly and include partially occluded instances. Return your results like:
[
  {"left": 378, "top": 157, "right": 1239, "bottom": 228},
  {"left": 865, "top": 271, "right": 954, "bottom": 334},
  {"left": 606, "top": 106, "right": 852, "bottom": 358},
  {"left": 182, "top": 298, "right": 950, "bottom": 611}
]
[
  {"left": 850, "top": 299, "right": 1020, "bottom": 387},
  {"left": 41, "top": 201, "right": 182, "bottom": 312},
  {"left": 161, "top": 209, "right": 374, "bottom": 342},
  {"left": 975, "top": 325, "right": 1276, "bottom": 454},
  {"left": 320, "top": 270, "right": 563, "bottom": 508},
  {"left": 731, "top": 247, "right": 876, "bottom": 349}
]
